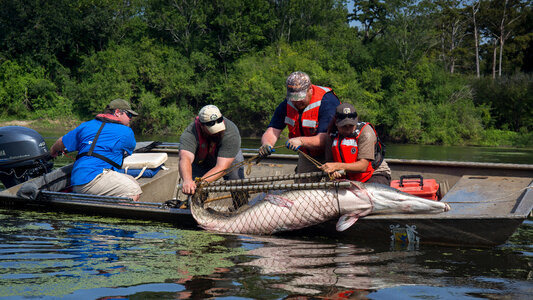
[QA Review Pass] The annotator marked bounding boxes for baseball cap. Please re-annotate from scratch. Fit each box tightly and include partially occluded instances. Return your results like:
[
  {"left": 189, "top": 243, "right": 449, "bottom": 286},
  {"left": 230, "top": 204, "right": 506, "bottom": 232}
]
[
  {"left": 335, "top": 103, "right": 358, "bottom": 127},
  {"left": 286, "top": 71, "right": 311, "bottom": 102},
  {"left": 107, "top": 98, "right": 138, "bottom": 116},
  {"left": 198, "top": 105, "right": 226, "bottom": 134}
]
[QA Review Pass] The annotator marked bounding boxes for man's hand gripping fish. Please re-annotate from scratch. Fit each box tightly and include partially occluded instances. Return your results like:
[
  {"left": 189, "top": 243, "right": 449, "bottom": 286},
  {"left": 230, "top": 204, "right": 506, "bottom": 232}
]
[{"left": 190, "top": 180, "right": 450, "bottom": 235}]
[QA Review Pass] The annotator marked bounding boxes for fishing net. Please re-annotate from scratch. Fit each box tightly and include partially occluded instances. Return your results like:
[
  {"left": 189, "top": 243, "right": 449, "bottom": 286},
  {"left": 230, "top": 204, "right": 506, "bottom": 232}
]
[
  {"left": 189, "top": 172, "right": 353, "bottom": 235},
  {"left": 188, "top": 150, "right": 450, "bottom": 235}
]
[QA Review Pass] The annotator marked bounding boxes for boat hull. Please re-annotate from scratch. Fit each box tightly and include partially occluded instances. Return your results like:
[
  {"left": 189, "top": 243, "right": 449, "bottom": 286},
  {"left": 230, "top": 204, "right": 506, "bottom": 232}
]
[{"left": 1, "top": 145, "right": 532, "bottom": 247}]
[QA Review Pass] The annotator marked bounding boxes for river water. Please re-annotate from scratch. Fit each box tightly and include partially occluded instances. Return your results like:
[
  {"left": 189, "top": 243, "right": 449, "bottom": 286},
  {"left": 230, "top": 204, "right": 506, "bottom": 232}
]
[{"left": 1, "top": 130, "right": 532, "bottom": 299}]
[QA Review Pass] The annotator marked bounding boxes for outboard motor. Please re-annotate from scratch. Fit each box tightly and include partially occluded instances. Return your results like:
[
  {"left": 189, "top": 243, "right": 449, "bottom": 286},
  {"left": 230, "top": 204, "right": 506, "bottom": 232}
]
[{"left": 0, "top": 126, "right": 54, "bottom": 188}]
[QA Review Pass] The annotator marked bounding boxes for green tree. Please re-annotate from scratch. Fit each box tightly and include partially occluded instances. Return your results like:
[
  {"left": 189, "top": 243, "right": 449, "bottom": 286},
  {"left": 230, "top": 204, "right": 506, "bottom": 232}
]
[
  {"left": 144, "top": 0, "right": 212, "bottom": 56},
  {"left": 472, "top": 73, "right": 533, "bottom": 132},
  {"left": 0, "top": 0, "right": 143, "bottom": 70},
  {"left": 434, "top": 0, "right": 471, "bottom": 74},
  {"left": 385, "top": 0, "right": 438, "bottom": 69},
  {"left": 63, "top": 39, "right": 197, "bottom": 132},
  {"left": 349, "top": 0, "right": 389, "bottom": 43},
  {"left": 479, "top": 0, "right": 527, "bottom": 78},
  {"left": 0, "top": 60, "right": 72, "bottom": 118}
]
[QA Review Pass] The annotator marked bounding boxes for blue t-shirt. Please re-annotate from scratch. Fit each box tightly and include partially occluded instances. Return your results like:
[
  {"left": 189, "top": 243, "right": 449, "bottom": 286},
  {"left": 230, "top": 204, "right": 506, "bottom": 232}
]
[
  {"left": 267, "top": 89, "right": 340, "bottom": 133},
  {"left": 62, "top": 119, "right": 136, "bottom": 186}
]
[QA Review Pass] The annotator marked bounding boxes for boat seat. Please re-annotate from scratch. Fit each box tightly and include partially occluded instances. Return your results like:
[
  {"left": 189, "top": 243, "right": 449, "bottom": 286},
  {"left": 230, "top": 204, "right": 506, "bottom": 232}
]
[
  {"left": 121, "top": 153, "right": 168, "bottom": 179},
  {"left": 123, "top": 153, "right": 168, "bottom": 169}
]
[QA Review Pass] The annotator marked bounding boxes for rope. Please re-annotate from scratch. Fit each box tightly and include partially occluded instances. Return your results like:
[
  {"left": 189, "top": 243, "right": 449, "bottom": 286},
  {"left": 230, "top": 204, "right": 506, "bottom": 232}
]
[
  {"left": 196, "top": 145, "right": 287, "bottom": 189},
  {"left": 204, "top": 194, "right": 233, "bottom": 204},
  {"left": 295, "top": 148, "right": 340, "bottom": 181},
  {"left": 61, "top": 151, "right": 76, "bottom": 161},
  {"left": 335, "top": 181, "right": 341, "bottom": 218},
  {"left": 0, "top": 168, "right": 30, "bottom": 180},
  {"left": 296, "top": 148, "right": 323, "bottom": 168},
  {"left": 196, "top": 142, "right": 339, "bottom": 192}
]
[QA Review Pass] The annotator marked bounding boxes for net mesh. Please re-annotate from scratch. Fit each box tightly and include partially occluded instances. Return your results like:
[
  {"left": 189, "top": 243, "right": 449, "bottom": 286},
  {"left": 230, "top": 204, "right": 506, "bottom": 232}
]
[{"left": 190, "top": 179, "right": 341, "bottom": 235}]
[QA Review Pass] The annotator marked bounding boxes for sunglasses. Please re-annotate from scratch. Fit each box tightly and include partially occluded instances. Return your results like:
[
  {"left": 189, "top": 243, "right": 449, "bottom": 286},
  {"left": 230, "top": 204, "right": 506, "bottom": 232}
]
[
  {"left": 120, "top": 110, "right": 134, "bottom": 119},
  {"left": 202, "top": 116, "right": 224, "bottom": 127},
  {"left": 336, "top": 112, "right": 357, "bottom": 120}
]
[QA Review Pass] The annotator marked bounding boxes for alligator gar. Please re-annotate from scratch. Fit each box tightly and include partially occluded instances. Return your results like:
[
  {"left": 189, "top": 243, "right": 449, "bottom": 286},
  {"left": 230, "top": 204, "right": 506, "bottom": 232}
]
[{"left": 190, "top": 180, "right": 450, "bottom": 235}]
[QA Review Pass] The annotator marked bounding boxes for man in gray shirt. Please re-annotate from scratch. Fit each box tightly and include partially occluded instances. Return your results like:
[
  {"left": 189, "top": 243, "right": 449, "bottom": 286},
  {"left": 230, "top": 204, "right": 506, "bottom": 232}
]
[{"left": 179, "top": 105, "right": 245, "bottom": 206}]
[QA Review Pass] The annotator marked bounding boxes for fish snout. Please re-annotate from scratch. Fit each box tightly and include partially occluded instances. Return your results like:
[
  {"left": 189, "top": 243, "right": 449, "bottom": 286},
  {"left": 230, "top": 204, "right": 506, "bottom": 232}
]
[{"left": 444, "top": 203, "right": 451, "bottom": 212}]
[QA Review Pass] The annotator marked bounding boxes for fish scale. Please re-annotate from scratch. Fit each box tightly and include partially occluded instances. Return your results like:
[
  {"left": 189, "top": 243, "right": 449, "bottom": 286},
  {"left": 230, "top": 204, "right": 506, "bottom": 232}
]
[{"left": 191, "top": 189, "right": 341, "bottom": 235}]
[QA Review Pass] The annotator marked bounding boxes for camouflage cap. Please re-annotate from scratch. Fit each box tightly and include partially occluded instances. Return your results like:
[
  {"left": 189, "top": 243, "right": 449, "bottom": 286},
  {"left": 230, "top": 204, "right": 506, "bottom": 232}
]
[
  {"left": 286, "top": 71, "right": 311, "bottom": 102},
  {"left": 107, "top": 98, "right": 138, "bottom": 116}
]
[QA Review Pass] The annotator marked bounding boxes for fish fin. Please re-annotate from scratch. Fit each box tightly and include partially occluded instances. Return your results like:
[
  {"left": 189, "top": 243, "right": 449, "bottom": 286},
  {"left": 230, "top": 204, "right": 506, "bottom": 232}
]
[
  {"left": 265, "top": 194, "right": 293, "bottom": 208},
  {"left": 336, "top": 213, "right": 359, "bottom": 232}
]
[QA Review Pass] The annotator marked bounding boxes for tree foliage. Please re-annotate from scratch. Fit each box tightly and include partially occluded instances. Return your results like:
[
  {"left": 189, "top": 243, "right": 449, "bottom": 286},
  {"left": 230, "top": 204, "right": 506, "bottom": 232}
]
[{"left": 0, "top": 0, "right": 531, "bottom": 147}]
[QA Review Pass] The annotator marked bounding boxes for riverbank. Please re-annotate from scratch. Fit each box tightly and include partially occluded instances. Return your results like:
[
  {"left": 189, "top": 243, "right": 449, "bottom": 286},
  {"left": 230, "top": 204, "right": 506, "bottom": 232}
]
[
  {"left": 2, "top": 118, "right": 533, "bottom": 150},
  {"left": 0, "top": 119, "right": 79, "bottom": 131}
]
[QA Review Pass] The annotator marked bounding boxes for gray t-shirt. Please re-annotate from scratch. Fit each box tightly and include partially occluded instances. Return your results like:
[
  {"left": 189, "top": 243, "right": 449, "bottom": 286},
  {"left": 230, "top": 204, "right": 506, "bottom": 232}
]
[{"left": 179, "top": 117, "right": 241, "bottom": 166}]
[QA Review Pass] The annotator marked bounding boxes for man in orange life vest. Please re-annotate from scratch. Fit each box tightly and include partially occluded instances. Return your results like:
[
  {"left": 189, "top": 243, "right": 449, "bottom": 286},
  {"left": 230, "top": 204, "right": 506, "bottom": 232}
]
[
  {"left": 259, "top": 71, "right": 341, "bottom": 174},
  {"left": 179, "top": 105, "right": 244, "bottom": 201},
  {"left": 320, "top": 103, "right": 391, "bottom": 185}
]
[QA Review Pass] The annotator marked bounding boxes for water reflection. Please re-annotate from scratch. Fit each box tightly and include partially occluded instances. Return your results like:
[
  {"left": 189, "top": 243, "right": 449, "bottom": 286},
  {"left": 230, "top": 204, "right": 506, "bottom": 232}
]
[
  {"left": 234, "top": 232, "right": 533, "bottom": 299},
  {"left": 1, "top": 209, "right": 532, "bottom": 299},
  {"left": 0, "top": 209, "right": 243, "bottom": 298},
  {"left": 237, "top": 236, "right": 433, "bottom": 296}
]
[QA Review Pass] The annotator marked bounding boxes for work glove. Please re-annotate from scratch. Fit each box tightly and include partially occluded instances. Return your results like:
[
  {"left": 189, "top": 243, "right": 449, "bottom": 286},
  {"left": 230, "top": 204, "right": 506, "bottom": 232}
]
[
  {"left": 286, "top": 138, "right": 303, "bottom": 151},
  {"left": 258, "top": 144, "right": 275, "bottom": 157}
]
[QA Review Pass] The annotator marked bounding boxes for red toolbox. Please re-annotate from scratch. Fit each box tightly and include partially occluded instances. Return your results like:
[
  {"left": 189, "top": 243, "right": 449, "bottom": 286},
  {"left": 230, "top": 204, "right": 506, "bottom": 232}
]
[{"left": 390, "top": 175, "right": 440, "bottom": 201}]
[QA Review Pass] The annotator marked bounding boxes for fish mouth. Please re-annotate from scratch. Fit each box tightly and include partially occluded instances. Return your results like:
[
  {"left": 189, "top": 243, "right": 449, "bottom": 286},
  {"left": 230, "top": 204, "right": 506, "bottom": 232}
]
[{"left": 444, "top": 203, "right": 451, "bottom": 212}]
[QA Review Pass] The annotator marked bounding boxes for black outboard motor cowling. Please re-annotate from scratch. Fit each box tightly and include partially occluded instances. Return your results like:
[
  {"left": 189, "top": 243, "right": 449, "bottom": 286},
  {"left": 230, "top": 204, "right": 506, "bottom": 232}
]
[{"left": 0, "top": 126, "right": 54, "bottom": 188}]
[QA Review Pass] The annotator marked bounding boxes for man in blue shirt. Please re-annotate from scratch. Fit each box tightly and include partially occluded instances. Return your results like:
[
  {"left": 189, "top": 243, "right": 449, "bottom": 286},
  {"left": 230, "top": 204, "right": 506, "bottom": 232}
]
[
  {"left": 259, "top": 71, "right": 340, "bottom": 174},
  {"left": 49, "top": 99, "right": 142, "bottom": 201}
]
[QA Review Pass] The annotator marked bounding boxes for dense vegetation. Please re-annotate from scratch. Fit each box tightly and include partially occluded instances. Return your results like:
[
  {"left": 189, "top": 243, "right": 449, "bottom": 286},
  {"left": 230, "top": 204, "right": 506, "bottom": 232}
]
[{"left": 0, "top": 0, "right": 531, "bottom": 147}]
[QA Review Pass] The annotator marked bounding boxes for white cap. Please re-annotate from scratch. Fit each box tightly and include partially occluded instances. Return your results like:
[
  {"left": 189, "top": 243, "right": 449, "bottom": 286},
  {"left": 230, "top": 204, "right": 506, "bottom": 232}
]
[{"left": 198, "top": 105, "right": 226, "bottom": 134}]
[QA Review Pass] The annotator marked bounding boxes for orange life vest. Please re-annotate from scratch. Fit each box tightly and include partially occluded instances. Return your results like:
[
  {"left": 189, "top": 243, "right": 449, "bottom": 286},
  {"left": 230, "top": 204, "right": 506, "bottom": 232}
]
[
  {"left": 285, "top": 85, "right": 332, "bottom": 156},
  {"left": 194, "top": 116, "right": 218, "bottom": 165},
  {"left": 331, "top": 122, "right": 381, "bottom": 182}
]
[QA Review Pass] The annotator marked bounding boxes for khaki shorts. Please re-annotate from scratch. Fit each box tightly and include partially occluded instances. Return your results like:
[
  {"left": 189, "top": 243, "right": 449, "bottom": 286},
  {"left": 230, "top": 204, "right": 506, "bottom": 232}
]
[{"left": 73, "top": 170, "right": 142, "bottom": 198}]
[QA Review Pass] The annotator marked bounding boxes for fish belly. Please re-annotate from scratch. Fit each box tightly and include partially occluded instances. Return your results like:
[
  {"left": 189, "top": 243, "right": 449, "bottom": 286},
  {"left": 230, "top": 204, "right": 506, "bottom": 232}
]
[
  {"left": 369, "top": 189, "right": 449, "bottom": 214},
  {"left": 192, "top": 189, "right": 340, "bottom": 235}
]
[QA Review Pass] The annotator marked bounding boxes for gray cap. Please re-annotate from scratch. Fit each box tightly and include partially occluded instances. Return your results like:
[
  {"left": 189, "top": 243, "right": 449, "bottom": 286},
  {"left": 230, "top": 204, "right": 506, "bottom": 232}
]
[
  {"left": 107, "top": 98, "right": 138, "bottom": 116},
  {"left": 286, "top": 71, "right": 311, "bottom": 102},
  {"left": 335, "top": 103, "right": 358, "bottom": 127}
]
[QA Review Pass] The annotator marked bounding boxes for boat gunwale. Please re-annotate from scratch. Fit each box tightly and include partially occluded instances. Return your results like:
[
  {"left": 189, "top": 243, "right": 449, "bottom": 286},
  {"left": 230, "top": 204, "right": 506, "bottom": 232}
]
[{"left": 242, "top": 151, "right": 533, "bottom": 170}]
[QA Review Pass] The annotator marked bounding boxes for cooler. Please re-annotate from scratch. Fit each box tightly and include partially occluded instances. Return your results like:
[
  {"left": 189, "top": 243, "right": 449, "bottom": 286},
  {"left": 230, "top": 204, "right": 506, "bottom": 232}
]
[{"left": 390, "top": 175, "right": 440, "bottom": 201}]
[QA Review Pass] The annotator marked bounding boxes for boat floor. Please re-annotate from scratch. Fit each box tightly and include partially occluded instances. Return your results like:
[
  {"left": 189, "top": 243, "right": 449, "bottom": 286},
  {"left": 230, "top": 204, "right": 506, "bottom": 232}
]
[{"left": 366, "top": 175, "right": 533, "bottom": 220}]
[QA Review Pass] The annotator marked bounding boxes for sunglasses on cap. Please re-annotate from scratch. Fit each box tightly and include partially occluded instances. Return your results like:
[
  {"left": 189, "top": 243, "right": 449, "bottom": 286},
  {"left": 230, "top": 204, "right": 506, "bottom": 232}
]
[
  {"left": 202, "top": 116, "right": 224, "bottom": 127},
  {"left": 336, "top": 112, "right": 358, "bottom": 120}
]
